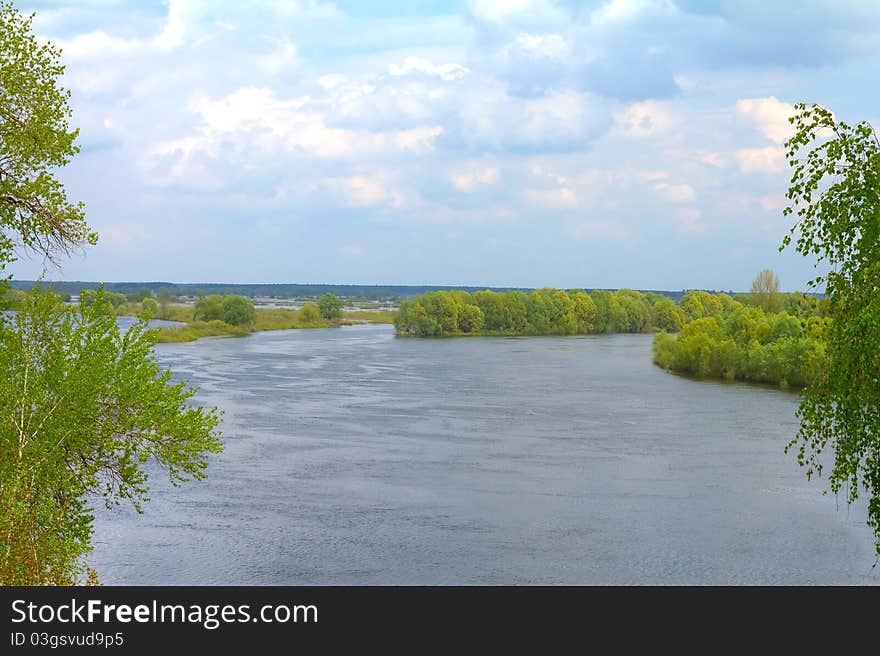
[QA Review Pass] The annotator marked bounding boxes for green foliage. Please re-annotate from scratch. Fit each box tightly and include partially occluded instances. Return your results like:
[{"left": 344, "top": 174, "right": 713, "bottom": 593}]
[
  {"left": 299, "top": 301, "right": 322, "bottom": 325},
  {"left": 0, "top": 287, "right": 223, "bottom": 584},
  {"left": 0, "top": 2, "right": 96, "bottom": 268},
  {"left": 193, "top": 294, "right": 255, "bottom": 326},
  {"left": 192, "top": 294, "right": 225, "bottom": 322},
  {"left": 781, "top": 102, "right": 880, "bottom": 554},
  {"left": 0, "top": 4, "right": 223, "bottom": 584},
  {"left": 127, "top": 288, "right": 155, "bottom": 303},
  {"left": 458, "top": 303, "right": 484, "bottom": 333},
  {"left": 395, "top": 288, "right": 698, "bottom": 337},
  {"left": 653, "top": 298, "right": 686, "bottom": 332},
  {"left": 653, "top": 304, "right": 826, "bottom": 389},
  {"left": 221, "top": 294, "right": 255, "bottom": 326},
  {"left": 679, "top": 290, "right": 727, "bottom": 322},
  {"left": 571, "top": 290, "right": 597, "bottom": 333},
  {"left": 80, "top": 288, "right": 127, "bottom": 312},
  {"left": 317, "top": 292, "right": 344, "bottom": 320},
  {"left": 749, "top": 269, "right": 785, "bottom": 313},
  {"left": 140, "top": 297, "right": 159, "bottom": 317}
]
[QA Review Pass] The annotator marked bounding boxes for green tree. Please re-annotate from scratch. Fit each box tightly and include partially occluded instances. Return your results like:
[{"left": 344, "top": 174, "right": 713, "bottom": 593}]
[
  {"left": 473, "top": 290, "right": 505, "bottom": 331},
  {"left": 222, "top": 294, "right": 255, "bottom": 326},
  {"left": 750, "top": 269, "right": 784, "bottom": 313},
  {"left": 590, "top": 290, "right": 613, "bottom": 333},
  {"left": 782, "top": 102, "right": 880, "bottom": 554},
  {"left": 0, "top": 2, "right": 222, "bottom": 584},
  {"left": 0, "top": 2, "right": 95, "bottom": 270},
  {"left": 653, "top": 298, "right": 685, "bottom": 332},
  {"left": 128, "top": 288, "right": 154, "bottom": 303},
  {"left": 193, "top": 294, "right": 224, "bottom": 322},
  {"left": 317, "top": 292, "right": 344, "bottom": 320},
  {"left": 458, "top": 304, "right": 484, "bottom": 333},
  {"left": 157, "top": 289, "right": 173, "bottom": 319},
  {"left": 571, "top": 290, "right": 598, "bottom": 334},
  {"left": 0, "top": 288, "right": 222, "bottom": 584},
  {"left": 299, "top": 301, "right": 322, "bottom": 325},
  {"left": 395, "top": 299, "right": 432, "bottom": 336},
  {"left": 141, "top": 297, "right": 159, "bottom": 317}
]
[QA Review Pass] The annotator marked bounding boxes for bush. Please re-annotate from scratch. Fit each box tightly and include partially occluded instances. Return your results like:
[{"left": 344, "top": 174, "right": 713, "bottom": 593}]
[
  {"left": 222, "top": 295, "right": 256, "bottom": 326},
  {"left": 299, "top": 302, "right": 322, "bottom": 325},
  {"left": 317, "top": 293, "right": 344, "bottom": 320}
]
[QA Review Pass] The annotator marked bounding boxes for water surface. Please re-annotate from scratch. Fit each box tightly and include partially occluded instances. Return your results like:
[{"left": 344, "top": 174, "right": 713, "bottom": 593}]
[{"left": 91, "top": 325, "right": 878, "bottom": 584}]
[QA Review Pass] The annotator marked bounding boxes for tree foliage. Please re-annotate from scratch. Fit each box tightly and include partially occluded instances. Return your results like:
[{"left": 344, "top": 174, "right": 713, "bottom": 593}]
[
  {"left": 0, "top": 288, "right": 222, "bottom": 584},
  {"left": 0, "top": 2, "right": 96, "bottom": 268},
  {"left": 299, "top": 301, "right": 322, "bottom": 325},
  {"left": 396, "top": 288, "right": 708, "bottom": 337},
  {"left": 221, "top": 294, "right": 255, "bottom": 326},
  {"left": 782, "top": 102, "right": 880, "bottom": 554},
  {"left": 317, "top": 292, "right": 344, "bottom": 320},
  {"left": 0, "top": 2, "right": 223, "bottom": 584},
  {"left": 192, "top": 294, "right": 255, "bottom": 325},
  {"left": 653, "top": 303, "right": 828, "bottom": 387},
  {"left": 750, "top": 268, "right": 784, "bottom": 313}
]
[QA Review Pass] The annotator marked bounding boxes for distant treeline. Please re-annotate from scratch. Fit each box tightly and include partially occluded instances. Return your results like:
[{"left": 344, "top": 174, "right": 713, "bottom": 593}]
[
  {"left": 653, "top": 295, "right": 830, "bottom": 389},
  {"left": 8, "top": 280, "right": 755, "bottom": 302},
  {"left": 394, "top": 288, "right": 746, "bottom": 336}
]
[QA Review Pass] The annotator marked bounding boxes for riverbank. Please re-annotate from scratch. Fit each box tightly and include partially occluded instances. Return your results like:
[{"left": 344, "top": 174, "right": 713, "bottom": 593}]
[{"left": 117, "top": 304, "right": 395, "bottom": 343}]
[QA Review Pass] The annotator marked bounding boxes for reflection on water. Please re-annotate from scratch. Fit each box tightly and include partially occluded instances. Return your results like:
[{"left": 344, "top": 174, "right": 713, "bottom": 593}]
[{"left": 90, "top": 325, "right": 879, "bottom": 584}]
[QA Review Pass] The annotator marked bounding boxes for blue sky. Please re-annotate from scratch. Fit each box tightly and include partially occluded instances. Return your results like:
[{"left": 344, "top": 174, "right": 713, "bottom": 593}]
[{"left": 10, "top": 0, "right": 880, "bottom": 290}]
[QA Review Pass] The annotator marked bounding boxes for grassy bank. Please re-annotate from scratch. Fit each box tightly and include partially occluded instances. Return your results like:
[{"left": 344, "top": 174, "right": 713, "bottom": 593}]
[{"left": 137, "top": 306, "right": 395, "bottom": 343}]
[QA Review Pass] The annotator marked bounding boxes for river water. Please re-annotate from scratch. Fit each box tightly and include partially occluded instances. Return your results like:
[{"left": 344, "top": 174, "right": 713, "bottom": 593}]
[{"left": 90, "top": 324, "right": 878, "bottom": 584}]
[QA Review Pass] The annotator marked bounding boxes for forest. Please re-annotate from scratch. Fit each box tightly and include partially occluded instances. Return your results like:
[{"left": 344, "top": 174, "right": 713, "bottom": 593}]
[
  {"left": 394, "top": 287, "right": 740, "bottom": 336},
  {"left": 394, "top": 282, "right": 831, "bottom": 390}
]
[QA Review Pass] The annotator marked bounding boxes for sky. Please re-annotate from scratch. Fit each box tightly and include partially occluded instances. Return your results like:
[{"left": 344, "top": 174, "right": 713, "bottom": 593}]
[{"left": 9, "top": 0, "right": 880, "bottom": 290}]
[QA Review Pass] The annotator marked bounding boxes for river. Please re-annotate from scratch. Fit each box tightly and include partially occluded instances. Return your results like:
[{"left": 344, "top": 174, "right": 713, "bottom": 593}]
[{"left": 90, "top": 324, "right": 879, "bottom": 584}]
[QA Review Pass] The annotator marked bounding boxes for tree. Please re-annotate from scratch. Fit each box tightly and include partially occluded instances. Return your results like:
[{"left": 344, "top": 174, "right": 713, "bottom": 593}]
[
  {"left": 750, "top": 269, "right": 784, "bottom": 313},
  {"left": 141, "top": 297, "right": 159, "bottom": 317},
  {"left": 0, "top": 287, "right": 222, "bottom": 584},
  {"left": 222, "top": 294, "right": 255, "bottom": 326},
  {"left": 0, "top": 2, "right": 96, "bottom": 271},
  {"left": 457, "top": 304, "right": 484, "bottom": 333},
  {"left": 571, "top": 290, "right": 598, "bottom": 333},
  {"left": 299, "top": 301, "right": 322, "bottom": 325},
  {"left": 782, "top": 102, "right": 880, "bottom": 555},
  {"left": 193, "top": 294, "right": 224, "bottom": 322},
  {"left": 157, "top": 289, "right": 173, "bottom": 319},
  {"left": 0, "top": 2, "right": 222, "bottom": 584},
  {"left": 317, "top": 292, "right": 343, "bottom": 320},
  {"left": 128, "top": 288, "right": 154, "bottom": 303},
  {"left": 653, "top": 298, "right": 685, "bottom": 332}
]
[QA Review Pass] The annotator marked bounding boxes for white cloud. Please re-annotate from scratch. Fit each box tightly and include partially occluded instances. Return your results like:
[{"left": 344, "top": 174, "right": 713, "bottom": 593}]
[
  {"left": 509, "top": 33, "right": 570, "bottom": 59},
  {"left": 736, "top": 97, "right": 795, "bottom": 144},
  {"left": 467, "top": 0, "right": 553, "bottom": 23},
  {"left": 526, "top": 187, "right": 577, "bottom": 206},
  {"left": 257, "top": 41, "right": 300, "bottom": 76},
  {"left": 735, "top": 146, "right": 786, "bottom": 173},
  {"left": 654, "top": 182, "right": 696, "bottom": 202},
  {"left": 590, "top": 0, "right": 664, "bottom": 27},
  {"left": 638, "top": 170, "right": 669, "bottom": 182},
  {"left": 388, "top": 57, "right": 470, "bottom": 81},
  {"left": 148, "top": 87, "right": 444, "bottom": 186},
  {"left": 451, "top": 167, "right": 501, "bottom": 191},
  {"left": 320, "top": 176, "right": 402, "bottom": 208},
  {"left": 59, "top": 0, "right": 195, "bottom": 60},
  {"left": 614, "top": 101, "right": 675, "bottom": 138}
]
